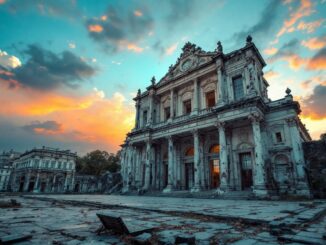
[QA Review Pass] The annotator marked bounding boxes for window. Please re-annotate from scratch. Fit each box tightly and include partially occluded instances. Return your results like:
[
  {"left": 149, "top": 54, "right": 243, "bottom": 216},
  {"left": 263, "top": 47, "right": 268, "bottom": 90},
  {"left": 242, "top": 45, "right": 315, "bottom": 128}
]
[
  {"left": 164, "top": 107, "right": 170, "bottom": 120},
  {"left": 185, "top": 147, "right": 194, "bottom": 156},
  {"left": 209, "top": 144, "right": 220, "bottom": 154},
  {"left": 183, "top": 100, "right": 192, "bottom": 114},
  {"left": 275, "top": 132, "right": 283, "bottom": 143},
  {"left": 51, "top": 161, "right": 55, "bottom": 168},
  {"left": 143, "top": 110, "right": 148, "bottom": 126},
  {"left": 206, "top": 91, "right": 216, "bottom": 108},
  {"left": 233, "top": 76, "right": 244, "bottom": 100}
]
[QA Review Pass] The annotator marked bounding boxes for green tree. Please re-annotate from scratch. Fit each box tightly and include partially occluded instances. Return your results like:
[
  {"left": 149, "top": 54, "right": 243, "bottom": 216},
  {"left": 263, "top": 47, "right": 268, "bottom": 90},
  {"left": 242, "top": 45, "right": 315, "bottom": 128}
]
[{"left": 76, "top": 150, "right": 120, "bottom": 176}]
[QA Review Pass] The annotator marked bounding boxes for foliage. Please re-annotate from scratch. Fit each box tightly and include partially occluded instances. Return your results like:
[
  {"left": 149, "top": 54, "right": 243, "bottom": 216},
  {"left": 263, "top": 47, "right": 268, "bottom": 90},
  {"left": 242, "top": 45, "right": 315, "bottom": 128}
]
[{"left": 76, "top": 150, "right": 120, "bottom": 176}]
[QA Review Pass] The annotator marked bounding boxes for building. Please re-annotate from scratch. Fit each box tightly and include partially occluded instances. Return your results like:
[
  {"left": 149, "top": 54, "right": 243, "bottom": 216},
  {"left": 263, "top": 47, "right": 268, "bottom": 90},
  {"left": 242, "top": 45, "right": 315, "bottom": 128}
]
[
  {"left": 0, "top": 150, "right": 21, "bottom": 191},
  {"left": 120, "top": 36, "right": 311, "bottom": 197},
  {"left": 11, "top": 147, "right": 77, "bottom": 193}
]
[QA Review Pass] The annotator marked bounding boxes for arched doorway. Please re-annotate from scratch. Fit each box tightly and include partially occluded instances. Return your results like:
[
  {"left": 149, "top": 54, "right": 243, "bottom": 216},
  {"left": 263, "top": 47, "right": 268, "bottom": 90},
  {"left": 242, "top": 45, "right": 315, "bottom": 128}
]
[
  {"left": 162, "top": 151, "right": 168, "bottom": 188},
  {"left": 184, "top": 147, "right": 194, "bottom": 190},
  {"left": 208, "top": 144, "right": 220, "bottom": 189}
]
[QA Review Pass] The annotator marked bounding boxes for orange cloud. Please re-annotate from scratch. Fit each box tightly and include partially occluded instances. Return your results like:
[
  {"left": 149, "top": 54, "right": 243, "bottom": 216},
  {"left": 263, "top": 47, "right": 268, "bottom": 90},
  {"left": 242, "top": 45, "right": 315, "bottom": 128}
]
[
  {"left": 302, "top": 36, "right": 326, "bottom": 50},
  {"left": 134, "top": 10, "right": 143, "bottom": 17},
  {"left": 0, "top": 85, "right": 135, "bottom": 152},
  {"left": 297, "top": 19, "right": 324, "bottom": 33},
  {"left": 276, "top": 0, "right": 314, "bottom": 38},
  {"left": 88, "top": 24, "right": 103, "bottom": 33},
  {"left": 165, "top": 43, "right": 178, "bottom": 56},
  {"left": 280, "top": 54, "right": 307, "bottom": 70},
  {"left": 264, "top": 70, "right": 280, "bottom": 80},
  {"left": 0, "top": 0, "right": 5, "bottom": 4},
  {"left": 306, "top": 48, "right": 326, "bottom": 70},
  {"left": 264, "top": 47, "right": 278, "bottom": 55}
]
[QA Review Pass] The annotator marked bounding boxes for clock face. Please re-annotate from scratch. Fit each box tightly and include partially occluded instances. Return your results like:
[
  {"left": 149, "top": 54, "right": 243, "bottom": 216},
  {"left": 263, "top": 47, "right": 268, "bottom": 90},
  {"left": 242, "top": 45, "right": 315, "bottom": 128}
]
[{"left": 182, "top": 59, "right": 192, "bottom": 71}]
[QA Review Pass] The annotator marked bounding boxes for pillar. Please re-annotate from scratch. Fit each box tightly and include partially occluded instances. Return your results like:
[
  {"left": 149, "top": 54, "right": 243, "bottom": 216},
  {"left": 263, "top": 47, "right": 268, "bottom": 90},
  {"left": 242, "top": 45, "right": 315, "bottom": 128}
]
[
  {"left": 249, "top": 113, "right": 268, "bottom": 196},
  {"left": 135, "top": 101, "right": 140, "bottom": 128},
  {"left": 151, "top": 146, "right": 156, "bottom": 188},
  {"left": 217, "top": 121, "right": 228, "bottom": 191},
  {"left": 170, "top": 89, "right": 174, "bottom": 119},
  {"left": 33, "top": 172, "right": 40, "bottom": 193},
  {"left": 51, "top": 175, "right": 56, "bottom": 192},
  {"left": 23, "top": 171, "right": 31, "bottom": 192},
  {"left": 287, "top": 117, "right": 311, "bottom": 196},
  {"left": 63, "top": 173, "right": 68, "bottom": 192},
  {"left": 191, "top": 130, "right": 202, "bottom": 192},
  {"left": 217, "top": 67, "right": 225, "bottom": 106},
  {"left": 143, "top": 140, "right": 152, "bottom": 190},
  {"left": 192, "top": 79, "right": 199, "bottom": 114},
  {"left": 163, "top": 136, "right": 174, "bottom": 192},
  {"left": 148, "top": 91, "right": 154, "bottom": 125}
]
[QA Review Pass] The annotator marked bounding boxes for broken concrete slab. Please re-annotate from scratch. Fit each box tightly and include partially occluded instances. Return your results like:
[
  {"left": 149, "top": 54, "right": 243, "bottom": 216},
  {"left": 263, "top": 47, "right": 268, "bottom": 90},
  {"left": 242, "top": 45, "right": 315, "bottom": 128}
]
[{"left": 0, "top": 233, "right": 32, "bottom": 244}]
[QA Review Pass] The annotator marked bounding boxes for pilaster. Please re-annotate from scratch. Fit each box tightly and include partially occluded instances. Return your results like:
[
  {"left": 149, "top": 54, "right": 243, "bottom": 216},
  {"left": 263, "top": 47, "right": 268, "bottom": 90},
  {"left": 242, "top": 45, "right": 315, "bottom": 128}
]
[
  {"left": 216, "top": 121, "right": 228, "bottom": 192},
  {"left": 191, "top": 129, "right": 202, "bottom": 192},
  {"left": 163, "top": 136, "right": 174, "bottom": 193}
]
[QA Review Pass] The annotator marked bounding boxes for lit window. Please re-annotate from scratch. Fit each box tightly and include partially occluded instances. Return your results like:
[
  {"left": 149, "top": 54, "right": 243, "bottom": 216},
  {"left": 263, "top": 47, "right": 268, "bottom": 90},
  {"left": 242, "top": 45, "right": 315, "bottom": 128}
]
[
  {"left": 275, "top": 132, "right": 283, "bottom": 143},
  {"left": 183, "top": 100, "right": 192, "bottom": 114},
  {"left": 206, "top": 91, "right": 215, "bottom": 108},
  {"left": 185, "top": 147, "right": 194, "bottom": 156},
  {"left": 233, "top": 76, "right": 244, "bottom": 100},
  {"left": 209, "top": 144, "right": 220, "bottom": 154},
  {"left": 164, "top": 107, "right": 170, "bottom": 120}
]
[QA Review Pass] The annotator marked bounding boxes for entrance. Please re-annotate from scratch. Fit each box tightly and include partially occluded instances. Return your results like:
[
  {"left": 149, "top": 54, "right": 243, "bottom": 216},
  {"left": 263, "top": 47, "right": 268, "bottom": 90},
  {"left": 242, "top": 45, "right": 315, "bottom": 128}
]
[
  {"left": 163, "top": 162, "right": 168, "bottom": 188},
  {"left": 240, "top": 152, "right": 253, "bottom": 190},
  {"left": 40, "top": 182, "right": 46, "bottom": 192},
  {"left": 185, "top": 163, "right": 194, "bottom": 190},
  {"left": 210, "top": 159, "right": 220, "bottom": 188}
]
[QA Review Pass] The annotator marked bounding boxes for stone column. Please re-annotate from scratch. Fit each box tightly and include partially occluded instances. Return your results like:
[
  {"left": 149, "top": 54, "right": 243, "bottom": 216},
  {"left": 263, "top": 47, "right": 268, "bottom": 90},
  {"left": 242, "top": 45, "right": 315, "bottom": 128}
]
[
  {"left": 23, "top": 171, "right": 31, "bottom": 192},
  {"left": 217, "top": 67, "right": 225, "bottom": 106},
  {"left": 163, "top": 136, "right": 174, "bottom": 192},
  {"left": 191, "top": 130, "right": 202, "bottom": 192},
  {"left": 71, "top": 171, "right": 75, "bottom": 192},
  {"left": 135, "top": 101, "right": 140, "bottom": 128},
  {"left": 286, "top": 117, "right": 311, "bottom": 196},
  {"left": 148, "top": 92, "right": 154, "bottom": 125},
  {"left": 217, "top": 121, "right": 228, "bottom": 191},
  {"left": 33, "top": 172, "right": 40, "bottom": 193},
  {"left": 192, "top": 79, "right": 199, "bottom": 114},
  {"left": 249, "top": 113, "right": 267, "bottom": 196},
  {"left": 144, "top": 140, "right": 152, "bottom": 190},
  {"left": 63, "top": 173, "right": 68, "bottom": 192},
  {"left": 170, "top": 89, "right": 174, "bottom": 119},
  {"left": 52, "top": 175, "right": 56, "bottom": 192},
  {"left": 151, "top": 146, "right": 156, "bottom": 189}
]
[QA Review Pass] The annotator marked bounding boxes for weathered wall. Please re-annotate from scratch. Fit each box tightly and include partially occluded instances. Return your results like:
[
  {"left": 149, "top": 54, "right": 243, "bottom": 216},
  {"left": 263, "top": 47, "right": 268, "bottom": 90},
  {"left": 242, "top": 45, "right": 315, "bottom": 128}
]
[{"left": 303, "top": 138, "right": 326, "bottom": 198}]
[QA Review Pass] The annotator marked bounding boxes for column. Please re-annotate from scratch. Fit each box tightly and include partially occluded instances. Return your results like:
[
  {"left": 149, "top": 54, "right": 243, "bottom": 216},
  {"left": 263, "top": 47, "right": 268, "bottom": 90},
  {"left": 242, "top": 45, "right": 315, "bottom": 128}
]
[
  {"left": 151, "top": 146, "right": 156, "bottom": 189},
  {"left": 135, "top": 101, "right": 140, "bottom": 128},
  {"left": 163, "top": 136, "right": 174, "bottom": 192},
  {"left": 23, "top": 171, "right": 31, "bottom": 192},
  {"left": 192, "top": 79, "right": 199, "bottom": 114},
  {"left": 71, "top": 171, "right": 75, "bottom": 192},
  {"left": 287, "top": 117, "right": 311, "bottom": 196},
  {"left": 217, "top": 121, "right": 228, "bottom": 191},
  {"left": 33, "top": 172, "right": 40, "bottom": 193},
  {"left": 170, "top": 89, "right": 174, "bottom": 119},
  {"left": 143, "top": 140, "right": 152, "bottom": 190},
  {"left": 148, "top": 92, "right": 154, "bottom": 125},
  {"left": 217, "top": 67, "right": 225, "bottom": 106},
  {"left": 63, "top": 173, "right": 68, "bottom": 192},
  {"left": 191, "top": 130, "right": 202, "bottom": 192},
  {"left": 51, "top": 175, "right": 56, "bottom": 192},
  {"left": 249, "top": 113, "right": 267, "bottom": 196}
]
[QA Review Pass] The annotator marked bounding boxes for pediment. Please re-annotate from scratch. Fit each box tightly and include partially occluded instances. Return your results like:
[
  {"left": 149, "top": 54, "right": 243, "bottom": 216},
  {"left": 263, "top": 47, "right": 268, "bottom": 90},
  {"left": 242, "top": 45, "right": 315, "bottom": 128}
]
[{"left": 158, "top": 42, "right": 215, "bottom": 85}]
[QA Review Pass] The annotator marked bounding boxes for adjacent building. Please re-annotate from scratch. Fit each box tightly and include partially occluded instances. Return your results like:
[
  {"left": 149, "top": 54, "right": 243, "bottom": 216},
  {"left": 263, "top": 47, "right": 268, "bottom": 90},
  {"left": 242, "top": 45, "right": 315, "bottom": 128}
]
[
  {"left": 120, "top": 36, "right": 312, "bottom": 197},
  {"left": 11, "top": 147, "right": 77, "bottom": 193},
  {"left": 0, "top": 150, "right": 21, "bottom": 191}
]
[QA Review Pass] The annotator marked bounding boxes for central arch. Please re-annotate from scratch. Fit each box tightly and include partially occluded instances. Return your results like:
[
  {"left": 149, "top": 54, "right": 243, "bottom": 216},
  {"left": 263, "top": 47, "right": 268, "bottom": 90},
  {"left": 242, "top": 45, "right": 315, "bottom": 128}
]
[{"left": 208, "top": 144, "right": 220, "bottom": 189}]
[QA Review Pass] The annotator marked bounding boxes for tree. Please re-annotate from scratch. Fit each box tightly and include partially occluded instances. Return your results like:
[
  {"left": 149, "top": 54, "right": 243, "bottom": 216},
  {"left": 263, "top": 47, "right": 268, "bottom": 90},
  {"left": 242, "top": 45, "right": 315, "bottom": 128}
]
[{"left": 76, "top": 150, "right": 120, "bottom": 176}]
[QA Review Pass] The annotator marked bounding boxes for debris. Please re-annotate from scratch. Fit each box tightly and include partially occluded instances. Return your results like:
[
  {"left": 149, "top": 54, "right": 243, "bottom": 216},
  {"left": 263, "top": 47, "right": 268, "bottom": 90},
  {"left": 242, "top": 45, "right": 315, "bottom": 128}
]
[
  {"left": 132, "top": 232, "right": 152, "bottom": 245},
  {"left": 175, "top": 234, "right": 196, "bottom": 244},
  {"left": 0, "top": 199, "right": 21, "bottom": 208},
  {"left": 0, "top": 233, "right": 32, "bottom": 244}
]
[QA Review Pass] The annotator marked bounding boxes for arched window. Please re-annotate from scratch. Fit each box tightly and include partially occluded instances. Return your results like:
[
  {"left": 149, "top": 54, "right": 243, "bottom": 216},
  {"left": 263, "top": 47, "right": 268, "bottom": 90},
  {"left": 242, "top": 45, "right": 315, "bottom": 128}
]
[
  {"left": 209, "top": 144, "right": 220, "bottom": 154},
  {"left": 185, "top": 147, "right": 194, "bottom": 156}
]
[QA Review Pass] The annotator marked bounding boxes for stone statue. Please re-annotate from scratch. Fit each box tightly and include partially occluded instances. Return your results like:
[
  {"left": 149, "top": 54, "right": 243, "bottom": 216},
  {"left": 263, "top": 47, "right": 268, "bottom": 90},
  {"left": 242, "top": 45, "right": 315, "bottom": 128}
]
[{"left": 217, "top": 41, "right": 223, "bottom": 53}]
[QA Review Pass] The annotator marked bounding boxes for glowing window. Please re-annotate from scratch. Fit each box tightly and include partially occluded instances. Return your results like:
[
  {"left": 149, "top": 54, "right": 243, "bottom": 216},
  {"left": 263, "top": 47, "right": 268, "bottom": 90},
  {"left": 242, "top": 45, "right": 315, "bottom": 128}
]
[
  {"left": 185, "top": 147, "right": 194, "bottom": 156},
  {"left": 206, "top": 91, "right": 215, "bottom": 108},
  {"left": 209, "top": 144, "right": 220, "bottom": 154}
]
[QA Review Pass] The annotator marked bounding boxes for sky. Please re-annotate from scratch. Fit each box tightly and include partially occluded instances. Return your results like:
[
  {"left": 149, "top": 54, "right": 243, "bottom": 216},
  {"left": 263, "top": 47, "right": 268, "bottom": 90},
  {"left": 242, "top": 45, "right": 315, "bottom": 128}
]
[{"left": 0, "top": 0, "right": 325, "bottom": 156}]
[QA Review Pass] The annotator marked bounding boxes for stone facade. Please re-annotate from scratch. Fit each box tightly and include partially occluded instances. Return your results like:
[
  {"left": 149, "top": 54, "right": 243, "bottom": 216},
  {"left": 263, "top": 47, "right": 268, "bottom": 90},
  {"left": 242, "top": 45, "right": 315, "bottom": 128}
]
[
  {"left": 11, "top": 147, "right": 76, "bottom": 193},
  {"left": 120, "top": 37, "right": 312, "bottom": 198},
  {"left": 0, "top": 150, "right": 21, "bottom": 191}
]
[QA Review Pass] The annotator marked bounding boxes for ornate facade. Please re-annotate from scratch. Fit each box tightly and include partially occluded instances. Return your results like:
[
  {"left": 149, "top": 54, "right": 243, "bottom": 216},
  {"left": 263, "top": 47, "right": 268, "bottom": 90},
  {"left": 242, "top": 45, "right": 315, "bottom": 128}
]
[
  {"left": 120, "top": 37, "right": 311, "bottom": 197},
  {"left": 11, "top": 147, "right": 76, "bottom": 193}
]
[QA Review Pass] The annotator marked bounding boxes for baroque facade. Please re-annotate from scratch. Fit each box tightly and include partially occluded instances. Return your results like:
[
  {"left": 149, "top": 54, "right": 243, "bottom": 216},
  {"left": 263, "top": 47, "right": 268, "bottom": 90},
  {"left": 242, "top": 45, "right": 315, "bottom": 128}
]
[
  {"left": 0, "top": 150, "right": 21, "bottom": 191},
  {"left": 120, "top": 36, "right": 311, "bottom": 197},
  {"left": 11, "top": 147, "right": 76, "bottom": 193}
]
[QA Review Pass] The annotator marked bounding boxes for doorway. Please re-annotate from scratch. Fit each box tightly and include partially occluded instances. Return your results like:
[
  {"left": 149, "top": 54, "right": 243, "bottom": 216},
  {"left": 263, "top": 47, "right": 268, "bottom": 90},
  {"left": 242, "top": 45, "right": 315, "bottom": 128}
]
[
  {"left": 185, "top": 162, "right": 194, "bottom": 190},
  {"left": 240, "top": 152, "right": 253, "bottom": 190},
  {"left": 210, "top": 159, "right": 220, "bottom": 188}
]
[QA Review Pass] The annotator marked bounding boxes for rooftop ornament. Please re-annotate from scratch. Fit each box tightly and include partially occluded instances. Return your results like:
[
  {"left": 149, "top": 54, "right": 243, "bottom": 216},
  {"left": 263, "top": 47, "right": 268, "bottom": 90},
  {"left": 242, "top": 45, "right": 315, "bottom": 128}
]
[
  {"left": 137, "top": 89, "right": 141, "bottom": 97},
  {"left": 286, "top": 87, "right": 291, "bottom": 96},
  {"left": 151, "top": 76, "right": 156, "bottom": 86},
  {"left": 217, "top": 41, "right": 223, "bottom": 53},
  {"left": 246, "top": 35, "right": 253, "bottom": 44}
]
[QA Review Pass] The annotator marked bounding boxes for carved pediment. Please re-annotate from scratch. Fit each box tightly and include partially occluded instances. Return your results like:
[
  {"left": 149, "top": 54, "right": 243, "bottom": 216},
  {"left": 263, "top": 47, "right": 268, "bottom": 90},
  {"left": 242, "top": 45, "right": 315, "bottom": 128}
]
[{"left": 158, "top": 42, "right": 214, "bottom": 85}]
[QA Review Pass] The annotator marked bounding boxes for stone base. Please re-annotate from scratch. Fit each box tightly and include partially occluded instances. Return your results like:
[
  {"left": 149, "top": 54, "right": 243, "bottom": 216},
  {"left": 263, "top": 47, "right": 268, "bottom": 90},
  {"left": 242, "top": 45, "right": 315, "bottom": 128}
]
[
  {"left": 163, "top": 185, "right": 174, "bottom": 193},
  {"left": 215, "top": 187, "right": 226, "bottom": 195},
  {"left": 253, "top": 187, "right": 268, "bottom": 197},
  {"left": 216, "top": 101, "right": 226, "bottom": 108},
  {"left": 121, "top": 186, "right": 130, "bottom": 193},
  {"left": 33, "top": 189, "right": 39, "bottom": 193},
  {"left": 190, "top": 185, "right": 202, "bottom": 192}
]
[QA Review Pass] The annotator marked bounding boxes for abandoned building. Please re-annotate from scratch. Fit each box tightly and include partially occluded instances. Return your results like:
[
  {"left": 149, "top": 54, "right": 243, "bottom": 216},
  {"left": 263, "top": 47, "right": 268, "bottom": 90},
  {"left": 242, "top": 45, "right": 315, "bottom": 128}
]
[
  {"left": 120, "top": 36, "right": 312, "bottom": 197},
  {"left": 0, "top": 150, "right": 21, "bottom": 191},
  {"left": 11, "top": 147, "right": 77, "bottom": 193}
]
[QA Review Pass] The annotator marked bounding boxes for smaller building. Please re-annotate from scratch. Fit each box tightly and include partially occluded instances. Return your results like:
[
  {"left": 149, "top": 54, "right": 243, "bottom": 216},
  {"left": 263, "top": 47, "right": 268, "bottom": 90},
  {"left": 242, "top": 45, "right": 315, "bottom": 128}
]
[
  {"left": 11, "top": 147, "right": 77, "bottom": 193},
  {"left": 0, "top": 150, "right": 21, "bottom": 191}
]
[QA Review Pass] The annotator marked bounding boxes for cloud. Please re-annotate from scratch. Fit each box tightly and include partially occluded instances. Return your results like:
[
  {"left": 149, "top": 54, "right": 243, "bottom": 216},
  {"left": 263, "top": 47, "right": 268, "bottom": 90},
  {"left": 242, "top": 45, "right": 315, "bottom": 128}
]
[
  {"left": 68, "top": 42, "right": 76, "bottom": 49},
  {"left": 297, "top": 19, "right": 324, "bottom": 33},
  {"left": 232, "top": 0, "right": 282, "bottom": 43},
  {"left": 264, "top": 47, "right": 278, "bottom": 56},
  {"left": 22, "top": 120, "right": 62, "bottom": 135},
  {"left": 0, "top": 50, "right": 21, "bottom": 69},
  {"left": 301, "top": 84, "right": 326, "bottom": 119},
  {"left": 306, "top": 48, "right": 326, "bottom": 70},
  {"left": 264, "top": 70, "right": 280, "bottom": 80},
  {"left": 302, "top": 36, "right": 326, "bottom": 50},
  {"left": 4, "top": 0, "right": 80, "bottom": 19},
  {"left": 276, "top": 0, "right": 315, "bottom": 38},
  {"left": 86, "top": 5, "right": 154, "bottom": 53},
  {"left": 0, "top": 44, "right": 96, "bottom": 90},
  {"left": 165, "top": 43, "right": 178, "bottom": 56},
  {"left": 300, "top": 80, "right": 312, "bottom": 89}
]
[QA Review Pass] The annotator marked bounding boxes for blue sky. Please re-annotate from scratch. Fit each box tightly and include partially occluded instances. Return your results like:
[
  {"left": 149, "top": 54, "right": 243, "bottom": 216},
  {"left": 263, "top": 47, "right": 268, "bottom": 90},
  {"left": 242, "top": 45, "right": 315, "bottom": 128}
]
[{"left": 0, "top": 0, "right": 325, "bottom": 154}]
